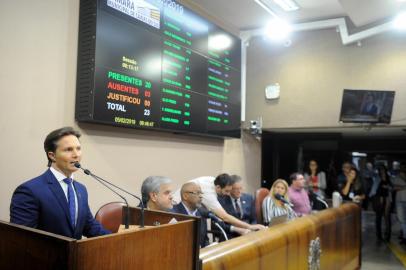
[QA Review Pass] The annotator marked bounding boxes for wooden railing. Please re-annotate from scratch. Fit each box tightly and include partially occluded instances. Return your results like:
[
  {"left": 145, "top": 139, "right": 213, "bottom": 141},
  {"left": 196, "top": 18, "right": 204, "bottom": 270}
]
[{"left": 200, "top": 203, "right": 361, "bottom": 270}]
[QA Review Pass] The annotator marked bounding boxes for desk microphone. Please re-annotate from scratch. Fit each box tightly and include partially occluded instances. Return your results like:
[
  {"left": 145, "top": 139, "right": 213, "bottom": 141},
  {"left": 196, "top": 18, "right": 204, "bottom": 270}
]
[
  {"left": 274, "top": 193, "right": 294, "bottom": 208},
  {"left": 199, "top": 206, "right": 229, "bottom": 241},
  {"left": 201, "top": 210, "right": 222, "bottom": 224},
  {"left": 74, "top": 162, "right": 145, "bottom": 228},
  {"left": 309, "top": 191, "right": 329, "bottom": 209}
]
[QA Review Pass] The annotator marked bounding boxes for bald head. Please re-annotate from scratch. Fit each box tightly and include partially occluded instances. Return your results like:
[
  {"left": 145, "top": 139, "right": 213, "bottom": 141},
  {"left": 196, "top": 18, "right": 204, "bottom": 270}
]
[
  {"left": 181, "top": 182, "right": 203, "bottom": 210},
  {"left": 181, "top": 182, "right": 198, "bottom": 196}
]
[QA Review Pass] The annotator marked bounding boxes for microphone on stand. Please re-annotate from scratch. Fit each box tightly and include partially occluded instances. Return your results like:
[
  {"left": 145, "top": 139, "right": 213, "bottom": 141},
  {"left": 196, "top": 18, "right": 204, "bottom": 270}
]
[
  {"left": 274, "top": 193, "right": 294, "bottom": 208},
  {"left": 73, "top": 162, "right": 130, "bottom": 229},
  {"left": 308, "top": 190, "right": 329, "bottom": 209},
  {"left": 74, "top": 162, "right": 145, "bottom": 228},
  {"left": 198, "top": 206, "right": 229, "bottom": 241}
]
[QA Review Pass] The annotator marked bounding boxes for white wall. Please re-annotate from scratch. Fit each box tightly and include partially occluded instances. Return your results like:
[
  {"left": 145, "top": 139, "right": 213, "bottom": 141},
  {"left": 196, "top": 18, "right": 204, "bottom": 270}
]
[{"left": 246, "top": 30, "right": 406, "bottom": 129}]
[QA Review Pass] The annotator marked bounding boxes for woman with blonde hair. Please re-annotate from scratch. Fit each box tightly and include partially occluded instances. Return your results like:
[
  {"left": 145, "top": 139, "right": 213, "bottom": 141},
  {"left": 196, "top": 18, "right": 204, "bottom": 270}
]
[{"left": 262, "top": 179, "right": 296, "bottom": 225}]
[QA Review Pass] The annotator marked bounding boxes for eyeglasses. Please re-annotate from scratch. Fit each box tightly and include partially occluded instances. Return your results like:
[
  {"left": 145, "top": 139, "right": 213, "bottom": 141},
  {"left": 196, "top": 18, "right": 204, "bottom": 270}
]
[{"left": 186, "top": 191, "right": 204, "bottom": 196}]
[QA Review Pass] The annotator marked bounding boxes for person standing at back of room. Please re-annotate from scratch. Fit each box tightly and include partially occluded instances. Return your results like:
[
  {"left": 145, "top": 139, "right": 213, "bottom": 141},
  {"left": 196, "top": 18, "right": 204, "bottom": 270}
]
[{"left": 304, "top": 159, "right": 327, "bottom": 198}]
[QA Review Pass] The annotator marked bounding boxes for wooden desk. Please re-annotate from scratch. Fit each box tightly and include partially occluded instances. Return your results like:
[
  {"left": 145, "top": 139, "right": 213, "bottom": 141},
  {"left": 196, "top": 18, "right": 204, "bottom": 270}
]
[
  {"left": 200, "top": 203, "right": 361, "bottom": 270},
  {"left": 0, "top": 207, "right": 200, "bottom": 270}
]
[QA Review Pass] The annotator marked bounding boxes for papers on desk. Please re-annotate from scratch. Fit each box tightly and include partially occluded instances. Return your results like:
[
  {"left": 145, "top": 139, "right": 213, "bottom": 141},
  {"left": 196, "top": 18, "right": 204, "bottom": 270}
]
[{"left": 168, "top": 218, "right": 178, "bottom": 224}]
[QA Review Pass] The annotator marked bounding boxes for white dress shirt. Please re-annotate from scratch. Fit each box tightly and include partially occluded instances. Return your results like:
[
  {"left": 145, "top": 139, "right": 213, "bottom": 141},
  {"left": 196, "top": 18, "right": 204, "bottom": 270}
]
[
  {"left": 172, "top": 176, "right": 223, "bottom": 211},
  {"left": 181, "top": 202, "right": 198, "bottom": 216},
  {"left": 50, "top": 167, "right": 79, "bottom": 225}
]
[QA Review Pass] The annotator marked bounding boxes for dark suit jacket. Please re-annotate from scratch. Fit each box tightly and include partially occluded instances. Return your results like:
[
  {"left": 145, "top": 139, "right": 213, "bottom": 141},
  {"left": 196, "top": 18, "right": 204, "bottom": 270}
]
[
  {"left": 172, "top": 203, "right": 209, "bottom": 248},
  {"left": 220, "top": 193, "right": 257, "bottom": 225},
  {"left": 10, "top": 169, "right": 110, "bottom": 239}
]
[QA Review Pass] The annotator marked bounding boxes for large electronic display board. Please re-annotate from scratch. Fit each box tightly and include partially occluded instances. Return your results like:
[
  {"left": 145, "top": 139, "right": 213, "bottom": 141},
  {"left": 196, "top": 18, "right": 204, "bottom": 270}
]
[{"left": 75, "top": 0, "right": 241, "bottom": 138}]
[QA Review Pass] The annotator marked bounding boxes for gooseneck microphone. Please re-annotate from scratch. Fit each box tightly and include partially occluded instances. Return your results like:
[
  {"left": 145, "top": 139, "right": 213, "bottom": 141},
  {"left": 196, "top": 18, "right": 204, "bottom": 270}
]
[
  {"left": 73, "top": 162, "right": 130, "bottom": 229},
  {"left": 309, "top": 190, "right": 329, "bottom": 209},
  {"left": 274, "top": 193, "right": 294, "bottom": 208},
  {"left": 200, "top": 209, "right": 222, "bottom": 224},
  {"left": 74, "top": 162, "right": 145, "bottom": 228},
  {"left": 199, "top": 206, "right": 229, "bottom": 241}
]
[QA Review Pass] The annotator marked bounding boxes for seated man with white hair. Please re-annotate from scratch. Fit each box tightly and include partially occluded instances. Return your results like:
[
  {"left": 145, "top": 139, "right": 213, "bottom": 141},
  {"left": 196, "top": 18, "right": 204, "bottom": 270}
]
[{"left": 141, "top": 176, "right": 174, "bottom": 211}]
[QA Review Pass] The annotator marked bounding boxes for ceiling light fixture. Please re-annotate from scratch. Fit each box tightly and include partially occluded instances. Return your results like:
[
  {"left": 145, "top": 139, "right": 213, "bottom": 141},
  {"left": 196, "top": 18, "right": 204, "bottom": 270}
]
[
  {"left": 254, "top": 0, "right": 278, "bottom": 17},
  {"left": 265, "top": 18, "right": 292, "bottom": 40},
  {"left": 393, "top": 11, "right": 406, "bottom": 29},
  {"left": 255, "top": 0, "right": 300, "bottom": 14},
  {"left": 273, "top": 0, "right": 300, "bottom": 12}
]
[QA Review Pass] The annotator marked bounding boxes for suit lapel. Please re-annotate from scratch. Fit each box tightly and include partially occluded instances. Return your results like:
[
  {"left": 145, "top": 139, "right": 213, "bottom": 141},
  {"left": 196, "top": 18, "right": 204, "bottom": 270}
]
[
  {"left": 45, "top": 170, "right": 74, "bottom": 231},
  {"left": 177, "top": 203, "right": 189, "bottom": 215}
]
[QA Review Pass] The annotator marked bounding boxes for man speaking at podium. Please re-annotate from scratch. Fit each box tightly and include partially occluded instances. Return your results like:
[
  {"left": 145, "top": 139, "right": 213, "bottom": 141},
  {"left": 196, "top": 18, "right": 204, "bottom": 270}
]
[{"left": 10, "top": 127, "right": 110, "bottom": 239}]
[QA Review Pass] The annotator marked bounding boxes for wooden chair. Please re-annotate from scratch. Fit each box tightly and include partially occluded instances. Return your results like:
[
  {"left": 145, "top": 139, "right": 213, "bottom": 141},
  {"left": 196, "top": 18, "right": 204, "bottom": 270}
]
[
  {"left": 254, "top": 188, "right": 270, "bottom": 224},
  {"left": 95, "top": 201, "right": 126, "bottom": 233}
]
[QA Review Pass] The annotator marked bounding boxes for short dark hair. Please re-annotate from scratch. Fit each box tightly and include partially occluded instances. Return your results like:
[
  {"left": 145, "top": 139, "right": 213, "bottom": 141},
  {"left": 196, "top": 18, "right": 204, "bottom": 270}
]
[
  {"left": 214, "top": 173, "right": 232, "bottom": 188},
  {"left": 44, "top": 127, "right": 81, "bottom": 167},
  {"left": 289, "top": 172, "right": 302, "bottom": 183}
]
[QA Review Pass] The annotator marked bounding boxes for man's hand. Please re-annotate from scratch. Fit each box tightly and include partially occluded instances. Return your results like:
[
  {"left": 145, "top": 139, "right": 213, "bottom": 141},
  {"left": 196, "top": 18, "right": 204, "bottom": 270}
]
[
  {"left": 233, "top": 227, "right": 251, "bottom": 235},
  {"left": 249, "top": 224, "right": 266, "bottom": 231}
]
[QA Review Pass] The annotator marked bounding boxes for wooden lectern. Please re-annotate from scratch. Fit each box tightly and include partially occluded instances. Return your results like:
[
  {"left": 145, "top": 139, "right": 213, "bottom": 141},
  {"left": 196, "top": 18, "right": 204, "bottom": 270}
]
[{"left": 0, "top": 207, "right": 200, "bottom": 270}]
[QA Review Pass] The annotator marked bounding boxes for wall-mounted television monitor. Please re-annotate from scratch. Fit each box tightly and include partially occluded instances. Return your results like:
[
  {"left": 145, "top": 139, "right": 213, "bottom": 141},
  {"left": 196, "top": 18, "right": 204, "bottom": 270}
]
[
  {"left": 75, "top": 0, "right": 241, "bottom": 138},
  {"left": 339, "top": 89, "right": 395, "bottom": 124}
]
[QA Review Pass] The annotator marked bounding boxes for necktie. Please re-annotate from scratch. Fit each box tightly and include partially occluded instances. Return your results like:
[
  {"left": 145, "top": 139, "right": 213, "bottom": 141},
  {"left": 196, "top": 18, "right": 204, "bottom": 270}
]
[
  {"left": 63, "top": 178, "right": 76, "bottom": 228},
  {"left": 235, "top": 198, "right": 242, "bottom": 218}
]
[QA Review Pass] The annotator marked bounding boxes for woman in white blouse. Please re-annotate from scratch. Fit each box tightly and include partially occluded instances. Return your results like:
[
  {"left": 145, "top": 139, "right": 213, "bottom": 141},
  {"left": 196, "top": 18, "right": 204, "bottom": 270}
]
[{"left": 262, "top": 179, "right": 296, "bottom": 226}]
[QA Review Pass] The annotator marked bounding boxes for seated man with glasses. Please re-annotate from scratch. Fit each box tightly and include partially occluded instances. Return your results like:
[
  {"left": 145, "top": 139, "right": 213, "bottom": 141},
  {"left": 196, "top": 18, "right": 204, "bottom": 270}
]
[{"left": 172, "top": 182, "right": 209, "bottom": 247}]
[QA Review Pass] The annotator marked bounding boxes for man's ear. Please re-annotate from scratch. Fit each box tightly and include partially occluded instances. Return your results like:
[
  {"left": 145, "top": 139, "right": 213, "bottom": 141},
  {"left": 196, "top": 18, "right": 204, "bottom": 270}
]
[
  {"left": 48, "top": 152, "right": 56, "bottom": 162},
  {"left": 149, "top": 192, "right": 157, "bottom": 202},
  {"left": 182, "top": 193, "right": 188, "bottom": 201}
]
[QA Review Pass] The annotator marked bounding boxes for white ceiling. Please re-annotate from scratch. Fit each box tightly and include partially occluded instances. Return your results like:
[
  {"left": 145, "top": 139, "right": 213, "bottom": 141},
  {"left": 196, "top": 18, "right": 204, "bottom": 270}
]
[{"left": 191, "top": 0, "right": 406, "bottom": 30}]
